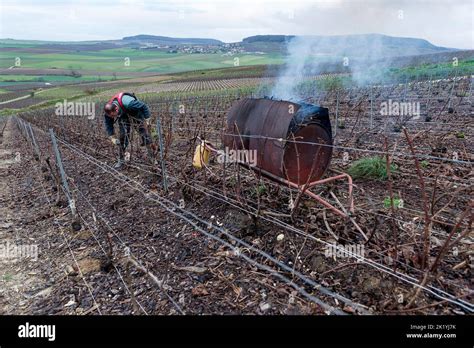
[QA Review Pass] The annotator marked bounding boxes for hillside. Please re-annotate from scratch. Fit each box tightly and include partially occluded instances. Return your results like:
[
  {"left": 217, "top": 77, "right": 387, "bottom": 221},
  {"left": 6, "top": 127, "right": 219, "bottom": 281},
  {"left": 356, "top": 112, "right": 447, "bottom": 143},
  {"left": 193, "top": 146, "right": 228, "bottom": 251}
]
[
  {"left": 241, "top": 33, "right": 456, "bottom": 57},
  {"left": 121, "top": 35, "right": 223, "bottom": 46}
]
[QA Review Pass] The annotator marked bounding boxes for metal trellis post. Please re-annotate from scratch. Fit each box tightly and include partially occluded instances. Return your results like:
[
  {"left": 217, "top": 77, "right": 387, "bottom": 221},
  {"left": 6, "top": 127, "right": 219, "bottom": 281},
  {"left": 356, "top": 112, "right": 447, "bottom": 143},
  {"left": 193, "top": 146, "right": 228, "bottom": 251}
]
[
  {"left": 155, "top": 118, "right": 168, "bottom": 192},
  {"left": 49, "top": 128, "right": 76, "bottom": 216}
]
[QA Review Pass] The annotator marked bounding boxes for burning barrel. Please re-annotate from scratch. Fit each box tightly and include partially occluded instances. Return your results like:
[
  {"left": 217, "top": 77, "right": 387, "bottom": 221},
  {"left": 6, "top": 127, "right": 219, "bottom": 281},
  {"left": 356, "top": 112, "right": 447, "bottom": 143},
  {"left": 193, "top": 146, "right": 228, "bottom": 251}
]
[{"left": 223, "top": 97, "right": 333, "bottom": 186}]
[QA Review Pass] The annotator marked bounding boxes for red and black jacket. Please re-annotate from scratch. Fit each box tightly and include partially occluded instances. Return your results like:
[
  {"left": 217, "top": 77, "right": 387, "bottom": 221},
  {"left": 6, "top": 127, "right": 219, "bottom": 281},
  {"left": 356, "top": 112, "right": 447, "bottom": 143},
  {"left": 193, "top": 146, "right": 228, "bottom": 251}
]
[{"left": 103, "top": 92, "right": 151, "bottom": 136}]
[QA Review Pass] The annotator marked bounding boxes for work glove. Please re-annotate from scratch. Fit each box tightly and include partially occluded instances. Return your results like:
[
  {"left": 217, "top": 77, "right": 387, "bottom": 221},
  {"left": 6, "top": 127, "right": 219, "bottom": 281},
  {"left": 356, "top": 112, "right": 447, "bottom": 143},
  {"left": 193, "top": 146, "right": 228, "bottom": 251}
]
[{"left": 109, "top": 136, "right": 120, "bottom": 145}]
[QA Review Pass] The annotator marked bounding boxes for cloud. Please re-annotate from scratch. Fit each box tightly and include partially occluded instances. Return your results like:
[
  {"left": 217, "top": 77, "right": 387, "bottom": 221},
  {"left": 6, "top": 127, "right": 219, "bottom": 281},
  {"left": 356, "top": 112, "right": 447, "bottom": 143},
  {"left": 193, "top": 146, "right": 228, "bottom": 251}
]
[{"left": 0, "top": 0, "right": 472, "bottom": 48}]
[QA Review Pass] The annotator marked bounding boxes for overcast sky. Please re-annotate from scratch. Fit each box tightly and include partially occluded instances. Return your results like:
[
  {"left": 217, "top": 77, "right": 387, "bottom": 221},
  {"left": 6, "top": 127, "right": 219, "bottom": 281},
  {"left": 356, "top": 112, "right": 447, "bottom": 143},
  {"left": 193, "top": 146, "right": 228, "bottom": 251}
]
[{"left": 0, "top": 0, "right": 472, "bottom": 49}]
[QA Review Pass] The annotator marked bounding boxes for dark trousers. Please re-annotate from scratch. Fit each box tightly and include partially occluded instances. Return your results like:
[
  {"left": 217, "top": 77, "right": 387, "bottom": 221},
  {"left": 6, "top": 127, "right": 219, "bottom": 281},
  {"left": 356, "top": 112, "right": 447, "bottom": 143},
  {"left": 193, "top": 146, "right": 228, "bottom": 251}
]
[{"left": 118, "top": 117, "right": 152, "bottom": 156}]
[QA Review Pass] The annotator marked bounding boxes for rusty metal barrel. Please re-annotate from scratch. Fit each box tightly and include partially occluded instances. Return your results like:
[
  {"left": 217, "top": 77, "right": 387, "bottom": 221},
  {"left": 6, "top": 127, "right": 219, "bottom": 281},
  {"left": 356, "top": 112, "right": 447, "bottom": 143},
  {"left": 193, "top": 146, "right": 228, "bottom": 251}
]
[{"left": 223, "top": 97, "right": 333, "bottom": 185}]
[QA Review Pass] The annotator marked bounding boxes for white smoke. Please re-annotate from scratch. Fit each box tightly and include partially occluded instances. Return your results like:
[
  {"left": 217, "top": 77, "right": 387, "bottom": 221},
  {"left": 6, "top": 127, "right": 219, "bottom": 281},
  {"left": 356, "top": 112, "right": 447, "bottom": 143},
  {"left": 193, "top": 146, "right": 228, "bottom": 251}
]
[
  {"left": 269, "top": 34, "right": 396, "bottom": 101},
  {"left": 271, "top": 36, "right": 318, "bottom": 101}
]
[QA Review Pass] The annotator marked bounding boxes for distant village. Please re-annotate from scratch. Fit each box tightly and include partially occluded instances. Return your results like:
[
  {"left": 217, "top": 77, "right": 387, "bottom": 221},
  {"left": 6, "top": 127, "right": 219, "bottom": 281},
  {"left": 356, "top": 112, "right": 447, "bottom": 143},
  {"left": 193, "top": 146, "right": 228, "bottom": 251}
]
[{"left": 136, "top": 42, "right": 265, "bottom": 56}]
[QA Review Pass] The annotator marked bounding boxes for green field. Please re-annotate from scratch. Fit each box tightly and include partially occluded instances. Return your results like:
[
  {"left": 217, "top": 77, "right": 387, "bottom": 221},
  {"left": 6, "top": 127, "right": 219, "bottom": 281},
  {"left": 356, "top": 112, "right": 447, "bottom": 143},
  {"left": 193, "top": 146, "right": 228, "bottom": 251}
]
[
  {"left": 391, "top": 59, "right": 474, "bottom": 80},
  {"left": 0, "top": 46, "right": 284, "bottom": 73},
  {"left": 0, "top": 42, "right": 284, "bottom": 89},
  {"left": 0, "top": 74, "right": 118, "bottom": 82}
]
